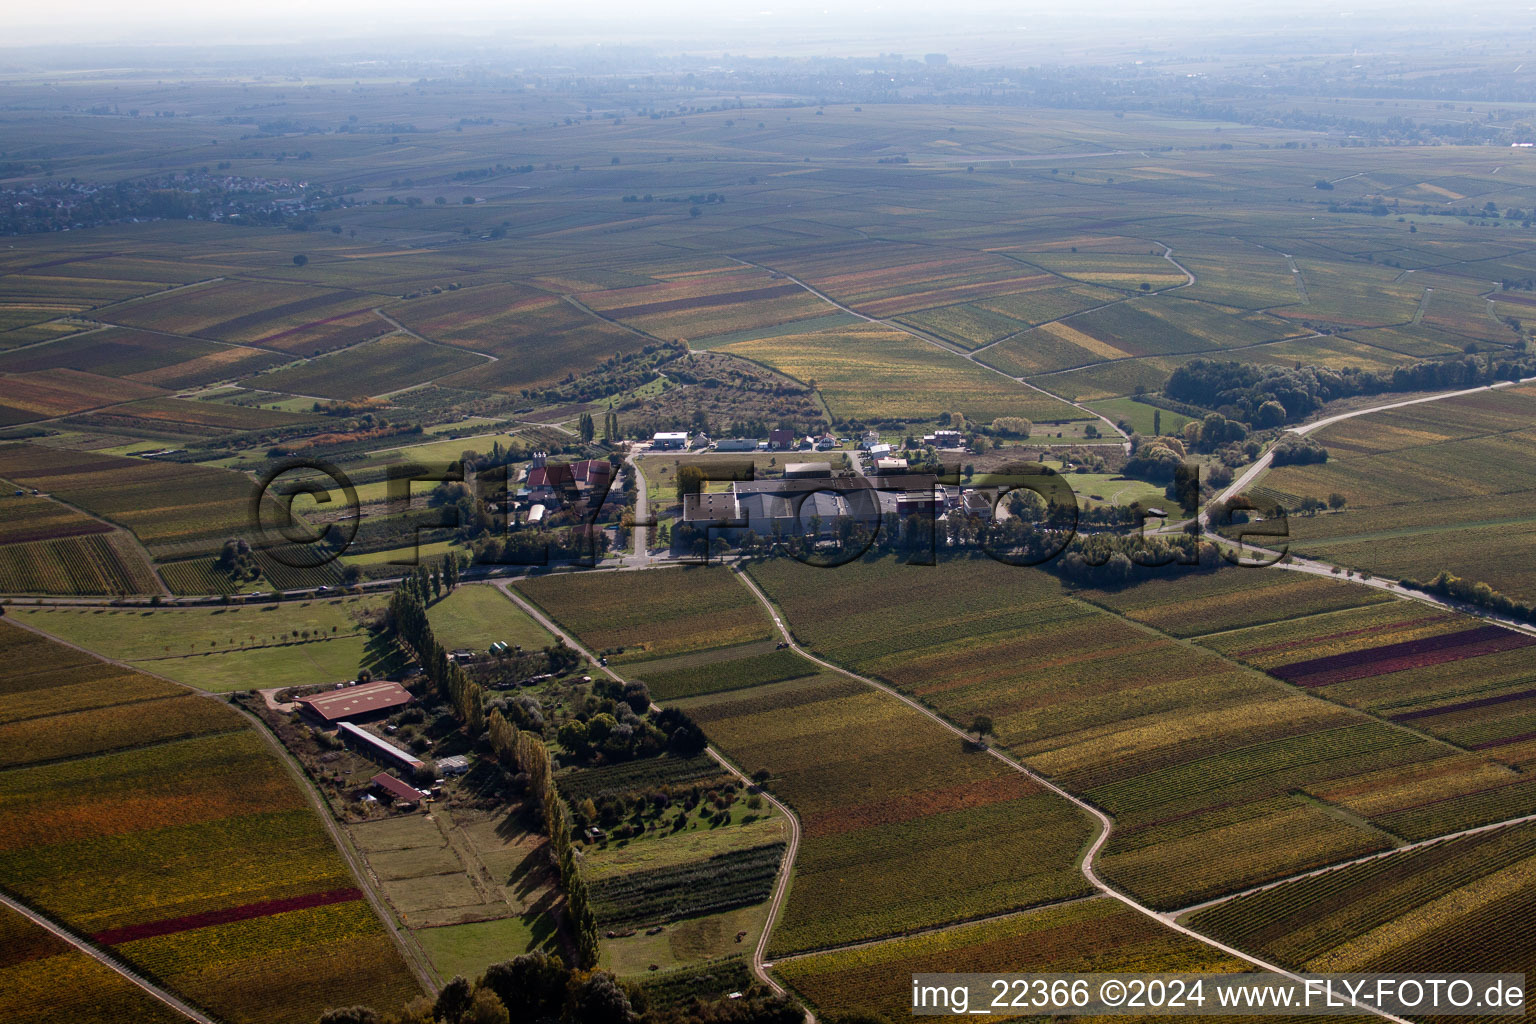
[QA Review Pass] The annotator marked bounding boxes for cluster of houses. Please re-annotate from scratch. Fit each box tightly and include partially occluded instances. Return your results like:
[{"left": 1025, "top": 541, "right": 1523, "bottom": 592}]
[
  {"left": 650, "top": 427, "right": 966, "bottom": 458},
  {"left": 516, "top": 452, "right": 618, "bottom": 527},
  {"left": 651, "top": 429, "right": 842, "bottom": 453}
]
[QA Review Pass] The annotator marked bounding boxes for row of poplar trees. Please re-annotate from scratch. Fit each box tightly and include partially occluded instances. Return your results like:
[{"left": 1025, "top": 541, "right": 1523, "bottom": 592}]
[{"left": 388, "top": 571, "right": 599, "bottom": 967}]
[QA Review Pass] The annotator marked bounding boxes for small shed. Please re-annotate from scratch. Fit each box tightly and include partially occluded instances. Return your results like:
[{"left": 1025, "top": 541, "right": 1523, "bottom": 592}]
[{"left": 437, "top": 755, "right": 471, "bottom": 776}]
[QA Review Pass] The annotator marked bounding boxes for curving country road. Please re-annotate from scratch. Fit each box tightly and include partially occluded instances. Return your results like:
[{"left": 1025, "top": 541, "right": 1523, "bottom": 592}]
[
  {"left": 728, "top": 566, "right": 1416, "bottom": 1024},
  {"left": 1210, "top": 373, "right": 1536, "bottom": 517}
]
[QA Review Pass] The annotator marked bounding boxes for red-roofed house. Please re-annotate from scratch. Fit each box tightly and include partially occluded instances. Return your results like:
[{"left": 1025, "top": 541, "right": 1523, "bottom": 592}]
[
  {"left": 525, "top": 460, "right": 612, "bottom": 500},
  {"left": 371, "top": 773, "right": 424, "bottom": 807},
  {"left": 294, "top": 680, "right": 413, "bottom": 725}
]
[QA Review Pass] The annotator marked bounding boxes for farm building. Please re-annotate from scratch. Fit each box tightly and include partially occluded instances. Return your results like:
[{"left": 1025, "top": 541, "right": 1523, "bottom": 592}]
[
  {"left": 874, "top": 457, "right": 910, "bottom": 475},
  {"left": 437, "top": 755, "right": 471, "bottom": 776},
  {"left": 896, "top": 492, "right": 941, "bottom": 517},
  {"left": 683, "top": 491, "right": 743, "bottom": 523},
  {"left": 370, "top": 772, "right": 424, "bottom": 808},
  {"left": 339, "top": 722, "right": 425, "bottom": 773},
  {"left": 785, "top": 462, "right": 832, "bottom": 479},
  {"left": 294, "top": 680, "right": 412, "bottom": 725},
  {"left": 685, "top": 479, "right": 880, "bottom": 539},
  {"left": 961, "top": 490, "right": 994, "bottom": 516},
  {"left": 652, "top": 431, "right": 689, "bottom": 450},
  {"left": 715, "top": 438, "right": 758, "bottom": 452}
]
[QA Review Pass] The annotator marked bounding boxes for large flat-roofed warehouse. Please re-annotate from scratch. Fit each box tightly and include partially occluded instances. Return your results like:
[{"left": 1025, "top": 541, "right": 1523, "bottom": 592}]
[{"left": 294, "top": 680, "right": 413, "bottom": 725}]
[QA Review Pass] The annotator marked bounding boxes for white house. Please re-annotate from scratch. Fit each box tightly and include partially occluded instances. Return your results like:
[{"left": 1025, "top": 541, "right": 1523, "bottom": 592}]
[{"left": 652, "top": 431, "right": 689, "bottom": 450}]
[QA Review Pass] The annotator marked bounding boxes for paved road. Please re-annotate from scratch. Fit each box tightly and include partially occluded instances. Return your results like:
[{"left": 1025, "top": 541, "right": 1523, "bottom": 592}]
[
  {"left": 495, "top": 580, "right": 806, "bottom": 1012},
  {"left": 622, "top": 447, "right": 656, "bottom": 568},
  {"left": 1211, "top": 373, "right": 1536, "bottom": 517},
  {"left": 729, "top": 567, "right": 1416, "bottom": 1024},
  {"left": 0, "top": 891, "right": 217, "bottom": 1023}
]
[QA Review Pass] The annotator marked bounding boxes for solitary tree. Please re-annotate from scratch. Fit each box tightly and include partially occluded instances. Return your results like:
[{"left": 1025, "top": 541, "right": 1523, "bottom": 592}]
[
  {"left": 579, "top": 412, "right": 595, "bottom": 443},
  {"left": 1328, "top": 492, "right": 1348, "bottom": 510},
  {"left": 675, "top": 465, "right": 705, "bottom": 504},
  {"left": 292, "top": 253, "right": 308, "bottom": 267},
  {"left": 970, "top": 715, "right": 994, "bottom": 744}
]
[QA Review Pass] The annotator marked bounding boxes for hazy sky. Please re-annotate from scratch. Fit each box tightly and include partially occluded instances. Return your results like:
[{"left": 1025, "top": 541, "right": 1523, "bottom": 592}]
[{"left": 4, "top": 0, "right": 1519, "bottom": 53}]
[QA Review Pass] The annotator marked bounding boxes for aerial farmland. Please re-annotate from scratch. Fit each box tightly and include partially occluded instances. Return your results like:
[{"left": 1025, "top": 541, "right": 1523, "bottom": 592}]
[{"left": 3, "top": 8, "right": 1536, "bottom": 1024}]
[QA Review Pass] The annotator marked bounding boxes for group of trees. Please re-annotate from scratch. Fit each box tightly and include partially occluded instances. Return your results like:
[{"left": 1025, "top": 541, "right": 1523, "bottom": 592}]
[
  {"left": 1400, "top": 570, "right": 1536, "bottom": 623},
  {"left": 1052, "top": 534, "right": 1222, "bottom": 587},
  {"left": 390, "top": 575, "right": 482, "bottom": 736},
  {"left": 316, "top": 951, "right": 802, "bottom": 1024},
  {"left": 491, "top": 706, "right": 601, "bottom": 967},
  {"left": 989, "top": 416, "right": 1033, "bottom": 438},
  {"left": 1269, "top": 435, "right": 1330, "bottom": 466},
  {"left": 555, "top": 676, "right": 707, "bottom": 766},
  {"left": 390, "top": 576, "right": 599, "bottom": 965},
  {"left": 1165, "top": 354, "right": 1536, "bottom": 428},
  {"left": 215, "top": 538, "right": 261, "bottom": 583}
]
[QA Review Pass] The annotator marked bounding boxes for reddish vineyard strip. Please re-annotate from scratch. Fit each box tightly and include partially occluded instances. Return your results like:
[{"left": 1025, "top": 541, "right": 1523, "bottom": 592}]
[
  {"left": 1271, "top": 625, "right": 1535, "bottom": 687},
  {"left": 800, "top": 773, "right": 1039, "bottom": 837},
  {"left": 250, "top": 308, "right": 378, "bottom": 346},
  {"left": 0, "top": 520, "right": 113, "bottom": 545},
  {"left": 1472, "top": 730, "right": 1536, "bottom": 751},
  {"left": 597, "top": 283, "right": 804, "bottom": 319},
  {"left": 92, "top": 887, "right": 362, "bottom": 945},
  {"left": 1394, "top": 685, "right": 1536, "bottom": 723}
]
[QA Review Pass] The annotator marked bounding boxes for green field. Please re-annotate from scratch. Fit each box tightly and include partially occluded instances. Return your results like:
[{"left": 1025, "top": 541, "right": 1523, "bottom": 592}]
[
  {"left": 13, "top": 597, "right": 397, "bottom": 692},
  {"left": 425, "top": 583, "right": 556, "bottom": 653}
]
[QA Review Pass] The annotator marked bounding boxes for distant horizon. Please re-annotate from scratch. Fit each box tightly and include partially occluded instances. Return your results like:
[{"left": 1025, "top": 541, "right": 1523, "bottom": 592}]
[{"left": 5, "top": 0, "right": 1532, "bottom": 59}]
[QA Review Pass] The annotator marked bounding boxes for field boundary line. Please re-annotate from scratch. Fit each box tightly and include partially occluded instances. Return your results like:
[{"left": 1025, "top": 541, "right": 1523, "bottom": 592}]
[
  {"left": 769, "top": 895, "right": 1105, "bottom": 965},
  {"left": 726, "top": 254, "right": 1132, "bottom": 449},
  {"left": 372, "top": 306, "right": 499, "bottom": 365},
  {"left": 494, "top": 580, "right": 808, "bottom": 1016},
  {"left": 561, "top": 293, "right": 672, "bottom": 347},
  {"left": 728, "top": 565, "right": 1420, "bottom": 1024},
  {"left": 1170, "top": 809, "right": 1536, "bottom": 919},
  {"left": 0, "top": 890, "right": 218, "bottom": 1024}
]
